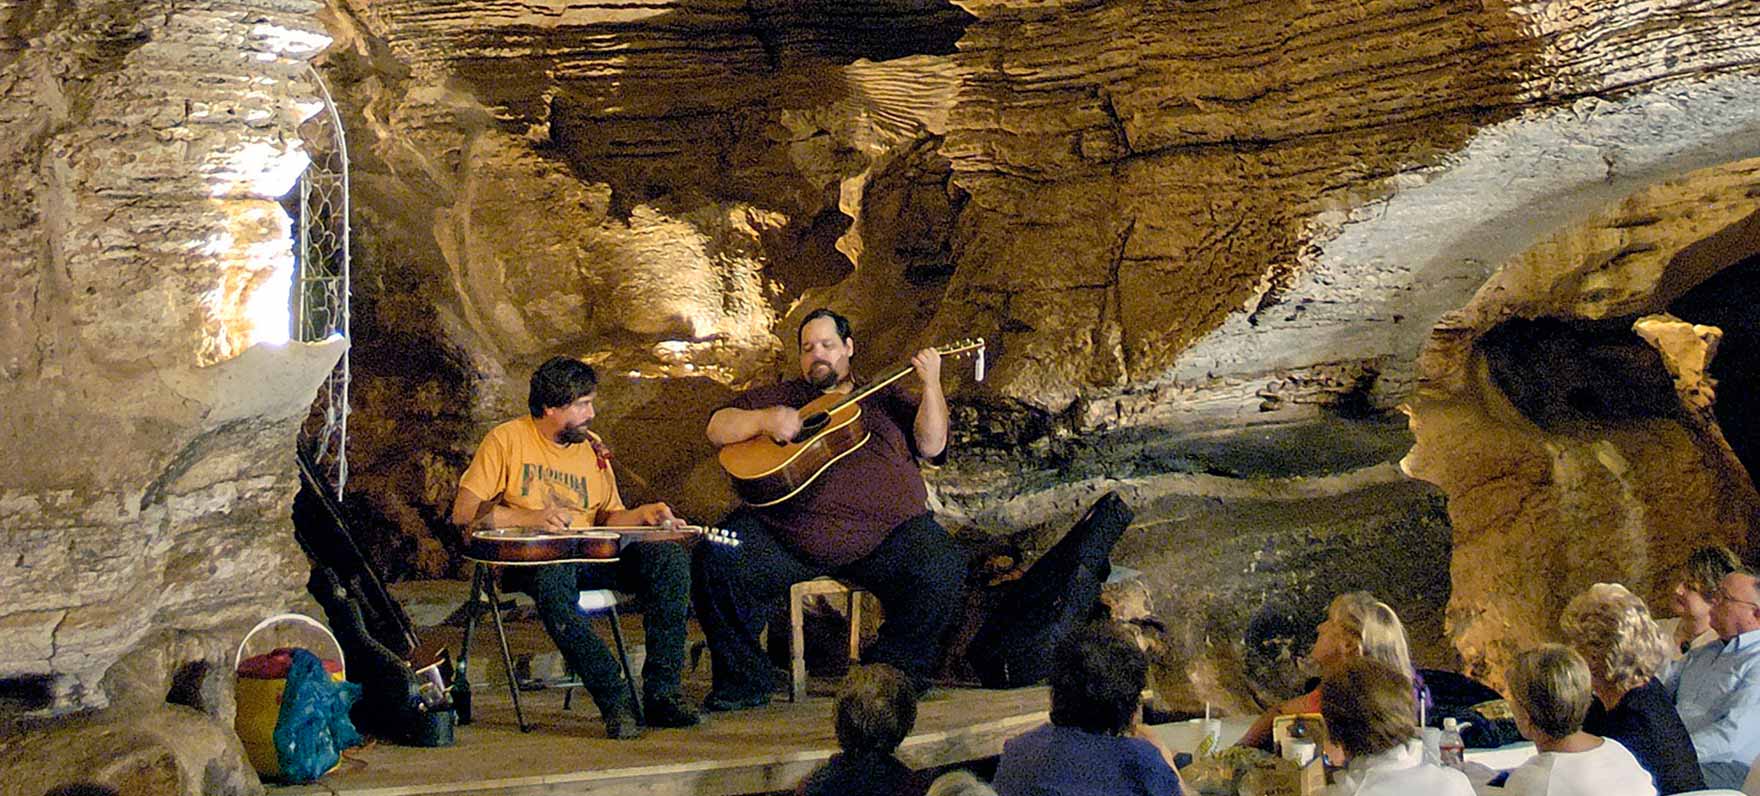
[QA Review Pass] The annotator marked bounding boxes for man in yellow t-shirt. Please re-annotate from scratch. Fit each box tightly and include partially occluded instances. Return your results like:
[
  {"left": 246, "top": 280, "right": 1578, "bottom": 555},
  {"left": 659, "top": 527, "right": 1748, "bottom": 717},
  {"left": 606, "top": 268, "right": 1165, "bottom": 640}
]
[{"left": 451, "top": 356, "right": 699, "bottom": 738}]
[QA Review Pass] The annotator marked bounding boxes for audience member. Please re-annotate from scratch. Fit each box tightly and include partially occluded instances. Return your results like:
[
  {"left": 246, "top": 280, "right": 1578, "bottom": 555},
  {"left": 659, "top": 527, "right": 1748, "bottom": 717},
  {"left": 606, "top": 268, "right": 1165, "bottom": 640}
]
[
  {"left": 1239, "top": 592, "right": 1429, "bottom": 751},
  {"left": 928, "top": 770, "right": 999, "bottom": 796},
  {"left": 1321, "top": 656, "right": 1472, "bottom": 796},
  {"left": 1501, "top": 644, "right": 1656, "bottom": 796},
  {"left": 992, "top": 621, "right": 1183, "bottom": 796},
  {"left": 1666, "top": 569, "right": 1760, "bottom": 789},
  {"left": 1560, "top": 582, "right": 1705, "bottom": 793},
  {"left": 797, "top": 664, "right": 928, "bottom": 796},
  {"left": 1669, "top": 546, "right": 1743, "bottom": 654}
]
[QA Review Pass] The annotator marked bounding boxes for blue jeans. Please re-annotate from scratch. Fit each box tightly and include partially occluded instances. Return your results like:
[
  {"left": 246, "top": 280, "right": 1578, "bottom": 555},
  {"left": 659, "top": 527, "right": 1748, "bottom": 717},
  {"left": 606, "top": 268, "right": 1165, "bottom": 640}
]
[{"left": 517, "top": 541, "right": 689, "bottom": 715}]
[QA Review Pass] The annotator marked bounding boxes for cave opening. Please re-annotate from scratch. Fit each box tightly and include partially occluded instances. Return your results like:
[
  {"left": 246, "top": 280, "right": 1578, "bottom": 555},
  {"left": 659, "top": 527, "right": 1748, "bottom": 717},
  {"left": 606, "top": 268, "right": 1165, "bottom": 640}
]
[
  {"left": 1478, "top": 315, "right": 1682, "bottom": 431},
  {"left": 1670, "top": 250, "right": 1760, "bottom": 483}
]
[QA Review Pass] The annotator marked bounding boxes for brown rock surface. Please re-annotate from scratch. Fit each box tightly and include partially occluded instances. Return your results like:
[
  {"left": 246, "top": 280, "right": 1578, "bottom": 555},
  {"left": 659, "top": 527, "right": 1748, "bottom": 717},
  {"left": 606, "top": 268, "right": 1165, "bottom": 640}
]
[
  {"left": 9, "top": 0, "right": 1760, "bottom": 764},
  {"left": 0, "top": 0, "right": 339, "bottom": 790},
  {"left": 1403, "top": 160, "right": 1760, "bottom": 686},
  {"left": 314, "top": 0, "right": 1760, "bottom": 712}
]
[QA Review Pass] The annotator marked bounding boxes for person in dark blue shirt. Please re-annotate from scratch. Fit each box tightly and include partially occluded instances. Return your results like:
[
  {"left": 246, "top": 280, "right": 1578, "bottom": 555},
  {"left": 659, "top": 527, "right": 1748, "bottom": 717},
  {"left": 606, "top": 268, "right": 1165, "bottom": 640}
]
[{"left": 993, "top": 621, "right": 1183, "bottom": 796}]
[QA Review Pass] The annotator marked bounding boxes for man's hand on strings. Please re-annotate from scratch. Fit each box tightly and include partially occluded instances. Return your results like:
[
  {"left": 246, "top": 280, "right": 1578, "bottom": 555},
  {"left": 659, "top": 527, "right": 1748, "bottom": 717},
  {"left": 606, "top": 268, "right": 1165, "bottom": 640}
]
[{"left": 764, "top": 405, "right": 803, "bottom": 444}]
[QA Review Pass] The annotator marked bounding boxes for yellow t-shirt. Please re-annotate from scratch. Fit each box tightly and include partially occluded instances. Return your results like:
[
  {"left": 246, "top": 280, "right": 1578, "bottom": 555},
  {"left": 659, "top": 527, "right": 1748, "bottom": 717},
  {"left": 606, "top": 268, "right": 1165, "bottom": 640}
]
[{"left": 457, "top": 416, "right": 624, "bottom": 526}]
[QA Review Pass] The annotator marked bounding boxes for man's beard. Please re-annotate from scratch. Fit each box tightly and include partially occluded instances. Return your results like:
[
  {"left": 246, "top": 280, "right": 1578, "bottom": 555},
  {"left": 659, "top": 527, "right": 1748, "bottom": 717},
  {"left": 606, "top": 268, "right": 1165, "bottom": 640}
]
[
  {"left": 556, "top": 422, "right": 591, "bottom": 445},
  {"left": 806, "top": 361, "right": 840, "bottom": 391}
]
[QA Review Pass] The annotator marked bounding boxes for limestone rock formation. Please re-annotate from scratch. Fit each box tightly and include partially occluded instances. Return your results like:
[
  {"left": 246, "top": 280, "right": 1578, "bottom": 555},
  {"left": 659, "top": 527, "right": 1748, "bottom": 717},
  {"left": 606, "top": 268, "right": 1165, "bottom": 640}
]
[
  {"left": 0, "top": 0, "right": 340, "bottom": 788},
  {"left": 10, "top": 0, "right": 1760, "bottom": 774},
  {"left": 316, "top": 0, "right": 1760, "bottom": 711},
  {"left": 1403, "top": 160, "right": 1760, "bottom": 685},
  {"left": 1, "top": 703, "right": 264, "bottom": 796}
]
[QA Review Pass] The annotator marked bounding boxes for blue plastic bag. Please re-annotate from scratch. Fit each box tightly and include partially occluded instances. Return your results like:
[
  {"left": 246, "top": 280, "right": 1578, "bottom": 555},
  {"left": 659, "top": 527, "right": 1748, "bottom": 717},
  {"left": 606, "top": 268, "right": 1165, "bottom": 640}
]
[{"left": 272, "top": 648, "right": 364, "bottom": 783}]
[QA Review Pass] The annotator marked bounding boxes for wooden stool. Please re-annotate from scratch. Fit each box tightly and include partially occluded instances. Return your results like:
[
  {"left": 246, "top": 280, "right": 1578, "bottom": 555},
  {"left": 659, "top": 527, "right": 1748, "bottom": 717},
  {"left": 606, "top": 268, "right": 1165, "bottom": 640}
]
[{"left": 786, "top": 576, "right": 868, "bottom": 702}]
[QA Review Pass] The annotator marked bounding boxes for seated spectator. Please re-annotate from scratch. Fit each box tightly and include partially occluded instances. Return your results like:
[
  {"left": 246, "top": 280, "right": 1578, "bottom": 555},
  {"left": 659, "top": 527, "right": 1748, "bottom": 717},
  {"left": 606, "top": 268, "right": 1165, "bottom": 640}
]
[
  {"left": 929, "top": 771, "right": 999, "bottom": 796},
  {"left": 1239, "top": 592, "right": 1429, "bottom": 751},
  {"left": 1502, "top": 644, "right": 1656, "bottom": 796},
  {"left": 1669, "top": 546, "right": 1743, "bottom": 655},
  {"left": 797, "top": 664, "right": 928, "bottom": 796},
  {"left": 1560, "top": 582, "right": 1704, "bottom": 793},
  {"left": 993, "top": 621, "right": 1184, "bottom": 796},
  {"left": 1321, "top": 657, "right": 1473, "bottom": 796},
  {"left": 1667, "top": 569, "right": 1760, "bottom": 790}
]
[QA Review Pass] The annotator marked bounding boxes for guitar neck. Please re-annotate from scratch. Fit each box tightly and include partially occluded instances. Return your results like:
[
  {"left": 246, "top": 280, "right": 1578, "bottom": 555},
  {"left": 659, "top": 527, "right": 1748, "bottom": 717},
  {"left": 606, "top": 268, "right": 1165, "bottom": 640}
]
[
  {"left": 826, "top": 365, "right": 916, "bottom": 413},
  {"left": 820, "top": 339, "right": 985, "bottom": 414}
]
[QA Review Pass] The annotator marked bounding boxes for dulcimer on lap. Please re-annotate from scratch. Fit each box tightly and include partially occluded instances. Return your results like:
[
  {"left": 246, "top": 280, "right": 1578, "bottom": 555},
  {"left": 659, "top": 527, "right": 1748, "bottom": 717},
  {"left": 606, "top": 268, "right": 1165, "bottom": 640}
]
[
  {"left": 717, "top": 338, "right": 986, "bottom": 507},
  {"left": 464, "top": 525, "right": 736, "bottom": 565}
]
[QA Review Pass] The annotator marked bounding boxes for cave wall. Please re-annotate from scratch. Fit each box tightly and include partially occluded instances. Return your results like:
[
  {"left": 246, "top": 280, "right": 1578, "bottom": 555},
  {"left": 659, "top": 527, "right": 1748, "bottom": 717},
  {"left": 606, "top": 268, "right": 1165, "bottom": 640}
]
[
  {"left": 315, "top": 0, "right": 1760, "bottom": 712},
  {"left": 0, "top": 0, "right": 339, "bottom": 790},
  {"left": 1404, "top": 159, "right": 1760, "bottom": 686}
]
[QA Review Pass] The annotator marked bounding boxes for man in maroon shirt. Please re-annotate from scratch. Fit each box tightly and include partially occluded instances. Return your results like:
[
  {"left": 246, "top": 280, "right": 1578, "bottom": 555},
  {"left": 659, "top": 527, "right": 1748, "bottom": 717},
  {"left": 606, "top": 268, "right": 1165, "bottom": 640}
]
[{"left": 696, "top": 308, "right": 966, "bottom": 710}]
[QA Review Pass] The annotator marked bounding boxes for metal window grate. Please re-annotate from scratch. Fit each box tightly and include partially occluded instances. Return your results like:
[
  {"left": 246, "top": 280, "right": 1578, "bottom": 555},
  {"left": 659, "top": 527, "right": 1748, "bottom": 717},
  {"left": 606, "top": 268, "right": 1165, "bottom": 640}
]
[{"left": 293, "top": 64, "right": 351, "bottom": 495}]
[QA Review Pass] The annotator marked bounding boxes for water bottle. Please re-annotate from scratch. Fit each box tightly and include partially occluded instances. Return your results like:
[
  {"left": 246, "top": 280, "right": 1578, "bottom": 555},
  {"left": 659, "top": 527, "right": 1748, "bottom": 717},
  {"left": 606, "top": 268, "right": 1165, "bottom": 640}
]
[{"left": 1439, "top": 717, "right": 1467, "bottom": 769}]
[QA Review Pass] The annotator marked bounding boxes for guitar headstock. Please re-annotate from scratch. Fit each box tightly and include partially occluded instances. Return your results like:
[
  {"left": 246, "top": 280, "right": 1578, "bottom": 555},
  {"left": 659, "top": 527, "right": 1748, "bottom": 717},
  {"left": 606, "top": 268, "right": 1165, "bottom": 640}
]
[
  {"left": 934, "top": 337, "right": 988, "bottom": 382},
  {"left": 934, "top": 337, "right": 986, "bottom": 357}
]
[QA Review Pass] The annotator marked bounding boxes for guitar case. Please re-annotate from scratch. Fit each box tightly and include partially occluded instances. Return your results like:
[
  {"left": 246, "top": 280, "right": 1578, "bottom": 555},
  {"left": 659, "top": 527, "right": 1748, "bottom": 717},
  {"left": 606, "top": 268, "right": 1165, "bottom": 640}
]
[
  {"left": 966, "top": 491, "right": 1135, "bottom": 688},
  {"left": 292, "top": 445, "right": 455, "bottom": 746}
]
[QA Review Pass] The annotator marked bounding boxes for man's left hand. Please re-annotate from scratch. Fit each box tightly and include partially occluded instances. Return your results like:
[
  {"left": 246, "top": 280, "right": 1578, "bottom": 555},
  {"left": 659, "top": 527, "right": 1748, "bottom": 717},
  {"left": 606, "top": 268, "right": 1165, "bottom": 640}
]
[
  {"left": 911, "top": 347, "right": 942, "bottom": 385},
  {"left": 632, "top": 502, "right": 680, "bottom": 529}
]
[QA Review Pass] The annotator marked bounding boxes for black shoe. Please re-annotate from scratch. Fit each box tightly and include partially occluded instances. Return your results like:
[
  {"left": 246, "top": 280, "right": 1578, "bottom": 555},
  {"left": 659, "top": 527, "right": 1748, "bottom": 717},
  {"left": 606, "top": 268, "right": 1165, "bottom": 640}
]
[
  {"left": 642, "top": 693, "right": 701, "bottom": 728},
  {"left": 604, "top": 705, "right": 643, "bottom": 740},
  {"left": 702, "top": 690, "right": 771, "bottom": 712}
]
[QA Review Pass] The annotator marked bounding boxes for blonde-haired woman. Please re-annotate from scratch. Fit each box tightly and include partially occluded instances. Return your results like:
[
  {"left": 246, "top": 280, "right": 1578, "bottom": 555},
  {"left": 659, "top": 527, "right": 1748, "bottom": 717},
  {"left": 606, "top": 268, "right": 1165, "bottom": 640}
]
[
  {"left": 1238, "top": 592, "right": 1429, "bottom": 751},
  {"left": 1502, "top": 644, "right": 1656, "bottom": 796},
  {"left": 1560, "top": 583, "right": 1704, "bottom": 793}
]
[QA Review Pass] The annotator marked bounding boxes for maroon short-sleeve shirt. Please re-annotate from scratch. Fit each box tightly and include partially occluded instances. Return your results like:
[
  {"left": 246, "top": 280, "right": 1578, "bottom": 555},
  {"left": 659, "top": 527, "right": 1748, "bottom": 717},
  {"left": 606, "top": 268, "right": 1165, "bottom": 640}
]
[{"left": 729, "top": 379, "right": 934, "bottom": 565}]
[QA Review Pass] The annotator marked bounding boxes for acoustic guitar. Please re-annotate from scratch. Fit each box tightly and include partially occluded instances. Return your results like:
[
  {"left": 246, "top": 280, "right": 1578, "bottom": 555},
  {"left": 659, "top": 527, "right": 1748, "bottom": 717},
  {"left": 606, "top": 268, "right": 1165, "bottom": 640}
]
[
  {"left": 718, "top": 338, "right": 986, "bottom": 507},
  {"left": 464, "top": 525, "right": 739, "bottom": 565}
]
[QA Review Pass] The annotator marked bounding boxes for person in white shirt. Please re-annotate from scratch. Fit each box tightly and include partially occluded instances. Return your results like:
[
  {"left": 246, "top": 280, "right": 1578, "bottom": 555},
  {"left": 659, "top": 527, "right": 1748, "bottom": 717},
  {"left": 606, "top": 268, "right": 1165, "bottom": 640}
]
[
  {"left": 1321, "top": 657, "right": 1473, "bottom": 796},
  {"left": 1501, "top": 644, "right": 1657, "bottom": 796}
]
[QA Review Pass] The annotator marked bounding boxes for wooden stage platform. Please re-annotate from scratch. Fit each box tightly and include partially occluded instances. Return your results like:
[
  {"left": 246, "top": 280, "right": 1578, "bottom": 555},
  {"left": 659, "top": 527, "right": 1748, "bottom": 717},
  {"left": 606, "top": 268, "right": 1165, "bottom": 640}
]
[
  {"left": 273, "top": 582, "right": 1049, "bottom": 796},
  {"left": 274, "top": 684, "right": 1049, "bottom": 796}
]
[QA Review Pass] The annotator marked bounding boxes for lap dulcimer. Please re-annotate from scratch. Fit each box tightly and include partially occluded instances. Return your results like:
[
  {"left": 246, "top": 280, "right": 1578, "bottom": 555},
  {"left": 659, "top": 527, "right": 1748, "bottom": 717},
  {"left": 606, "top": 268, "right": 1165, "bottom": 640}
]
[{"left": 464, "top": 525, "right": 738, "bottom": 565}]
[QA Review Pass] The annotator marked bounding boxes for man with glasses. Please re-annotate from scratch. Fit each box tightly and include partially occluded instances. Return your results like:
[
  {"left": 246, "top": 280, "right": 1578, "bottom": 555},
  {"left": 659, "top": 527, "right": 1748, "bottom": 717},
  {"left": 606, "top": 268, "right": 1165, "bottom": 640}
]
[{"left": 1665, "top": 569, "right": 1760, "bottom": 789}]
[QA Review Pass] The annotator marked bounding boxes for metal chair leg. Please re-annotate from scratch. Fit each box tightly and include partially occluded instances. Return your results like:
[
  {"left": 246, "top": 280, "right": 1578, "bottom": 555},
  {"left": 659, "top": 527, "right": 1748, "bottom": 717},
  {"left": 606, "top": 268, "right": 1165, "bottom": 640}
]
[
  {"left": 605, "top": 602, "right": 642, "bottom": 723},
  {"left": 483, "top": 568, "right": 529, "bottom": 732},
  {"left": 456, "top": 565, "right": 482, "bottom": 725}
]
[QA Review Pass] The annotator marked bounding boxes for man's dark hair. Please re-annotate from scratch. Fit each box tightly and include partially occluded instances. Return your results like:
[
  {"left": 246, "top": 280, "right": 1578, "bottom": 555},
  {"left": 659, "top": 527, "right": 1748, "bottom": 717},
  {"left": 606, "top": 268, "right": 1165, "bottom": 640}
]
[
  {"left": 834, "top": 664, "right": 917, "bottom": 755},
  {"left": 798, "top": 308, "right": 852, "bottom": 344},
  {"left": 528, "top": 356, "right": 598, "bottom": 418},
  {"left": 1321, "top": 656, "right": 1418, "bottom": 758},
  {"left": 1048, "top": 621, "right": 1145, "bottom": 735},
  {"left": 1680, "top": 545, "right": 1743, "bottom": 597}
]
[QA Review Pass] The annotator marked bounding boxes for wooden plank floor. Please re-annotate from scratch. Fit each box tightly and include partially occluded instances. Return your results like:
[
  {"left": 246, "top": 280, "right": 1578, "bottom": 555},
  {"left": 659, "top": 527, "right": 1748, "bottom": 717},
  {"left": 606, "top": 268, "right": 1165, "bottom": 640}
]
[
  {"left": 271, "top": 581, "right": 1048, "bottom": 796},
  {"left": 272, "top": 684, "right": 1048, "bottom": 796}
]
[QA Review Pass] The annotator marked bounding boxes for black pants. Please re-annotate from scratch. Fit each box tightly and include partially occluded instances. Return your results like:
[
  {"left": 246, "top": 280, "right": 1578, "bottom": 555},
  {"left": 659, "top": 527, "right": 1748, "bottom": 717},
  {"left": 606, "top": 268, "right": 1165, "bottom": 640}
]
[
  {"left": 515, "top": 541, "right": 690, "bottom": 715},
  {"left": 694, "top": 510, "right": 966, "bottom": 697}
]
